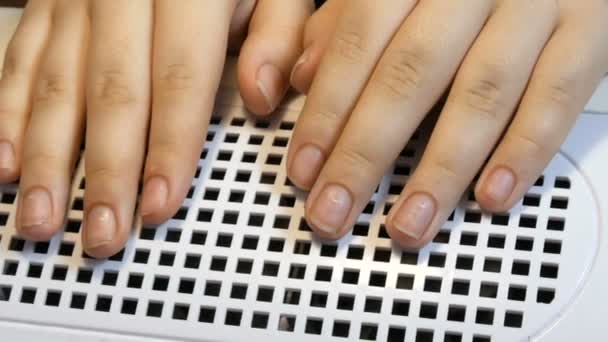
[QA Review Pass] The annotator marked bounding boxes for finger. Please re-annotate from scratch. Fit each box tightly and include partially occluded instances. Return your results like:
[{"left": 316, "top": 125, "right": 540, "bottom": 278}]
[
  {"left": 139, "top": 0, "right": 238, "bottom": 224},
  {"left": 237, "top": 0, "right": 314, "bottom": 115},
  {"left": 0, "top": 0, "right": 54, "bottom": 182},
  {"left": 290, "top": 0, "right": 345, "bottom": 94},
  {"left": 305, "top": 0, "right": 493, "bottom": 239},
  {"left": 475, "top": 9, "right": 608, "bottom": 212},
  {"left": 227, "top": 0, "right": 256, "bottom": 53},
  {"left": 385, "top": 1, "right": 557, "bottom": 247},
  {"left": 286, "top": 0, "right": 417, "bottom": 190},
  {"left": 84, "top": 0, "right": 153, "bottom": 258},
  {"left": 16, "top": 0, "right": 89, "bottom": 241}
]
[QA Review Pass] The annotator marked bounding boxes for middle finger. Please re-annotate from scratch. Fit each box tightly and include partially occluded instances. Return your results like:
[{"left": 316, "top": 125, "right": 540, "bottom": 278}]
[{"left": 83, "top": 0, "right": 153, "bottom": 257}]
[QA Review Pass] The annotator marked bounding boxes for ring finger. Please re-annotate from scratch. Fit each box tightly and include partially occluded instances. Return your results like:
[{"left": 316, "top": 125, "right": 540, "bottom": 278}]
[{"left": 387, "top": 1, "right": 558, "bottom": 246}]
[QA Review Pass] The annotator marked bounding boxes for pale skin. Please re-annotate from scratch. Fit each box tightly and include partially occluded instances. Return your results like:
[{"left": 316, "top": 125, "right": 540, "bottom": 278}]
[
  {"left": 1, "top": 1, "right": 607, "bottom": 258},
  {"left": 288, "top": 0, "right": 608, "bottom": 247},
  {"left": 0, "top": 0, "right": 314, "bottom": 258}
]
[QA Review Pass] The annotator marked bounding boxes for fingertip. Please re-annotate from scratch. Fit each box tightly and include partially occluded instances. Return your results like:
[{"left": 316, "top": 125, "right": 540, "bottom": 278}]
[
  {"left": 475, "top": 165, "right": 518, "bottom": 212},
  {"left": 139, "top": 176, "right": 169, "bottom": 219},
  {"left": 237, "top": 48, "right": 289, "bottom": 116},
  {"left": 17, "top": 186, "right": 58, "bottom": 241},
  {"left": 0, "top": 140, "right": 20, "bottom": 183},
  {"left": 289, "top": 44, "right": 320, "bottom": 95}
]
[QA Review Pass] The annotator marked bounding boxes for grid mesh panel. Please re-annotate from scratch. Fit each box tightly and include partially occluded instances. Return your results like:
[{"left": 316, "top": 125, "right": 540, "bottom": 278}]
[{"left": 0, "top": 88, "right": 599, "bottom": 342}]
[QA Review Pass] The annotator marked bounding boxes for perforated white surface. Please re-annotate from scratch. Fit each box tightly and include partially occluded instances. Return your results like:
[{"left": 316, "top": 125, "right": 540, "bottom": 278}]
[
  {"left": 0, "top": 80, "right": 601, "bottom": 341},
  {"left": 1, "top": 7, "right": 608, "bottom": 342}
]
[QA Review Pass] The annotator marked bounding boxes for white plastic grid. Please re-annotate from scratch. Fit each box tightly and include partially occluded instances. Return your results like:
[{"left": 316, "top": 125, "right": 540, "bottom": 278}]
[{"left": 0, "top": 80, "right": 599, "bottom": 342}]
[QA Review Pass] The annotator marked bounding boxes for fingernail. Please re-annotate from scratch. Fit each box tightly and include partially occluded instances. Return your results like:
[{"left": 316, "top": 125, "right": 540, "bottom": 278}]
[
  {"left": 309, "top": 184, "right": 352, "bottom": 234},
  {"left": 482, "top": 167, "right": 516, "bottom": 204},
  {"left": 20, "top": 187, "right": 52, "bottom": 230},
  {"left": 290, "top": 144, "right": 324, "bottom": 189},
  {"left": 256, "top": 63, "right": 283, "bottom": 113},
  {"left": 140, "top": 176, "right": 168, "bottom": 216},
  {"left": 290, "top": 46, "right": 311, "bottom": 87},
  {"left": 85, "top": 205, "right": 117, "bottom": 248},
  {"left": 0, "top": 141, "right": 16, "bottom": 173},
  {"left": 392, "top": 193, "right": 436, "bottom": 240}
]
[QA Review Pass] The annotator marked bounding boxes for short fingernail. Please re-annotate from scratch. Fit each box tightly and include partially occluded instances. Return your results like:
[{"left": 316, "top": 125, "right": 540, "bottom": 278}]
[
  {"left": 20, "top": 187, "right": 52, "bottom": 230},
  {"left": 290, "top": 144, "right": 324, "bottom": 189},
  {"left": 256, "top": 63, "right": 283, "bottom": 113},
  {"left": 85, "top": 205, "right": 117, "bottom": 248},
  {"left": 140, "top": 176, "right": 168, "bottom": 216},
  {"left": 392, "top": 193, "right": 436, "bottom": 240},
  {"left": 482, "top": 167, "right": 516, "bottom": 204},
  {"left": 0, "top": 141, "right": 16, "bottom": 173},
  {"left": 309, "top": 184, "right": 352, "bottom": 234},
  {"left": 290, "top": 46, "right": 311, "bottom": 89}
]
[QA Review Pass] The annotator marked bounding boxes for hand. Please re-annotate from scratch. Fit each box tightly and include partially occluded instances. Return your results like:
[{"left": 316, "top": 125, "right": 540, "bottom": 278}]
[
  {"left": 0, "top": 0, "right": 313, "bottom": 257},
  {"left": 287, "top": 0, "right": 608, "bottom": 247}
]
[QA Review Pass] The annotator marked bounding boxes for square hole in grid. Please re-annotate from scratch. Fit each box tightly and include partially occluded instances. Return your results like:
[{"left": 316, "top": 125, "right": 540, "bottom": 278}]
[
  {"left": 172, "top": 303, "right": 190, "bottom": 320},
  {"left": 121, "top": 298, "right": 138, "bottom": 315},
  {"left": 204, "top": 280, "right": 222, "bottom": 297},
  {"left": 537, "top": 287, "right": 556, "bottom": 304},
  {"left": 225, "top": 309, "right": 243, "bottom": 326},
  {"left": 178, "top": 278, "right": 196, "bottom": 294},
  {"left": 419, "top": 302, "right": 438, "bottom": 319},
  {"left": 45, "top": 290, "right": 62, "bottom": 307},
  {"left": 448, "top": 305, "right": 467, "bottom": 322},
  {"left": 452, "top": 279, "right": 470, "bottom": 296},
  {"left": 305, "top": 317, "right": 323, "bottom": 335},
  {"left": 475, "top": 307, "right": 495, "bottom": 325},
  {"left": 391, "top": 299, "right": 410, "bottom": 316},
  {"left": 146, "top": 301, "right": 163, "bottom": 318},
  {"left": 362, "top": 296, "right": 382, "bottom": 313},
  {"left": 3, "top": 259, "right": 19, "bottom": 276},
  {"left": 256, "top": 286, "right": 274, "bottom": 302},
  {"left": 480, "top": 282, "right": 499, "bottom": 298},
  {"left": 230, "top": 283, "right": 248, "bottom": 300},
  {"left": 251, "top": 312, "right": 269, "bottom": 329},
  {"left": 341, "top": 268, "right": 360, "bottom": 285},
  {"left": 0, "top": 285, "right": 12, "bottom": 302},
  {"left": 69, "top": 292, "right": 87, "bottom": 310},
  {"left": 550, "top": 196, "right": 569, "bottom": 210},
  {"left": 199, "top": 306, "right": 216, "bottom": 323},
  {"left": 423, "top": 277, "right": 442, "bottom": 293},
  {"left": 332, "top": 320, "right": 350, "bottom": 338},
  {"left": 277, "top": 314, "right": 296, "bottom": 332}
]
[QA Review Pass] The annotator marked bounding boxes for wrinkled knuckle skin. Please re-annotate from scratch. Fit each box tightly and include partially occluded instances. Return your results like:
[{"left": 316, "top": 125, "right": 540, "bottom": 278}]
[
  {"left": 32, "top": 73, "right": 70, "bottom": 105},
  {"left": 156, "top": 63, "right": 198, "bottom": 93},
  {"left": 90, "top": 70, "right": 139, "bottom": 107},
  {"left": 374, "top": 48, "right": 428, "bottom": 99},
  {"left": 545, "top": 76, "right": 576, "bottom": 108},
  {"left": 336, "top": 146, "right": 375, "bottom": 172},
  {"left": 462, "top": 77, "right": 504, "bottom": 118},
  {"left": 331, "top": 28, "right": 368, "bottom": 64}
]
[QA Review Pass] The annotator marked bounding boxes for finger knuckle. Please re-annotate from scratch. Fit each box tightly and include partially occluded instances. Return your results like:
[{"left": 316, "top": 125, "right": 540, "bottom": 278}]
[
  {"left": 335, "top": 146, "right": 376, "bottom": 171},
  {"left": 374, "top": 46, "right": 429, "bottom": 99},
  {"left": 32, "top": 73, "right": 70, "bottom": 105},
  {"left": 429, "top": 158, "right": 460, "bottom": 183},
  {"left": 330, "top": 27, "right": 368, "bottom": 64},
  {"left": 509, "top": 131, "right": 550, "bottom": 156},
  {"left": 22, "top": 152, "right": 66, "bottom": 171},
  {"left": 309, "top": 107, "right": 344, "bottom": 123},
  {"left": 543, "top": 76, "right": 577, "bottom": 108},
  {"left": 86, "top": 165, "right": 125, "bottom": 183},
  {"left": 156, "top": 63, "right": 199, "bottom": 94},
  {"left": 90, "top": 69, "right": 139, "bottom": 107},
  {"left": 461, "top": 74, "right": 505, "bottom": 118}
]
